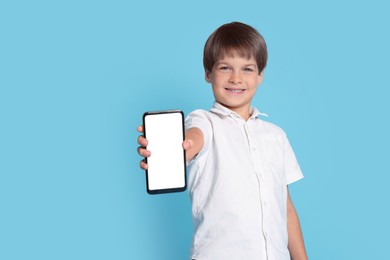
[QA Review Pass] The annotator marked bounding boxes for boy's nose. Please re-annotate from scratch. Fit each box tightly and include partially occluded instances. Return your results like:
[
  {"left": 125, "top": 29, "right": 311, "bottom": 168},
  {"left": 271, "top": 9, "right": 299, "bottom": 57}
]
[{"left": 228, "top": 72, "right": 242, "bottom": 84}]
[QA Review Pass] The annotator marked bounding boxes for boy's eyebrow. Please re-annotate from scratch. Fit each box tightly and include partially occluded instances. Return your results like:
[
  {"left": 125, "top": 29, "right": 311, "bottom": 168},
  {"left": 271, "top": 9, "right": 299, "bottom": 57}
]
[
  {"left": 215, "top": 61, "right": 258, "bottom": 67},
  {"left": 243, "top": 64, "right": 258, "bottom": 67}
]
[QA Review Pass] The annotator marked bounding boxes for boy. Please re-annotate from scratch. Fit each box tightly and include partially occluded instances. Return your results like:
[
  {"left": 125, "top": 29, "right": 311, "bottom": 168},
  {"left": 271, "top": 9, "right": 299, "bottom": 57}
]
[{"left": 137, "top": 22, "right": 307, "bottom": 260}]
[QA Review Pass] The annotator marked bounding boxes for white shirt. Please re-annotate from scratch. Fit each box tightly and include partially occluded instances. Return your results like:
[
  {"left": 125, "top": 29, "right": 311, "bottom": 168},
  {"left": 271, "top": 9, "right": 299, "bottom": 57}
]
[{"left": 185, "top": 102, "right": 303, "bottom": 260}]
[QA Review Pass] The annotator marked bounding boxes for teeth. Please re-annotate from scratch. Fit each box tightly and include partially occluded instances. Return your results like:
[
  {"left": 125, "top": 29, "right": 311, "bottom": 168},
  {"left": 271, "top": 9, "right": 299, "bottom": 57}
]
[{"left": 228, "top": 88, "right": 243, "bottom": 93}]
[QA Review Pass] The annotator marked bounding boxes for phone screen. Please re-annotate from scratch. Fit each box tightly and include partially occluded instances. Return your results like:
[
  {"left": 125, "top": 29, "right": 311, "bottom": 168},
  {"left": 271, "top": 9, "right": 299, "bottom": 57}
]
[{"left": 143, "top": 110, "right": 186, "bottom": 194}]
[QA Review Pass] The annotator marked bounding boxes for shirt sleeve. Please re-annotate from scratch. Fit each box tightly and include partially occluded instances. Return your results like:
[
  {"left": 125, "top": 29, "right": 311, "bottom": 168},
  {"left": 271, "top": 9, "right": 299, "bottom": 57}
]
[
  {"left": 184, "top": 110, "right": 212, "bottom": 165},
  {"left": 283, "top": 134, "right": 304, "bottom": 185}
]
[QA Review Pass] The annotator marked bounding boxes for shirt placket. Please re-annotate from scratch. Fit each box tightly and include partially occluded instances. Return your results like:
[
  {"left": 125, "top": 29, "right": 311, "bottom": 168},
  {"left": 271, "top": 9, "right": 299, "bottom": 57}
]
[{"left": 244, "top": 119, "right": 270, "bottom": 259}]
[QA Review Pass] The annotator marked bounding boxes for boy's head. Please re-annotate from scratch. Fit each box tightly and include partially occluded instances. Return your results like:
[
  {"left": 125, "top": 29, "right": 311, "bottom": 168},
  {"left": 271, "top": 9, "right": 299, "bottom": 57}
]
[{"left": 203, "top": 22, "right": 267, "bottom": 75}]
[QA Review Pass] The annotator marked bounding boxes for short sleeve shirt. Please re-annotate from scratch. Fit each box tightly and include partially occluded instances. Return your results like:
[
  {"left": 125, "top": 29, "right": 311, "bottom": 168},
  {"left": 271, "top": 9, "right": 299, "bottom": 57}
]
[{"left": 185, "top": 102, "right": 304, "bottom": 260}]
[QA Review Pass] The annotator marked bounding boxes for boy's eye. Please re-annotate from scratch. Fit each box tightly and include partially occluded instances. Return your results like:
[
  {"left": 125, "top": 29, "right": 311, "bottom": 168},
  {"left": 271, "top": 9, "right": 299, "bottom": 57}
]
[
  {"left": 219, "top": 66, "right": 231, "bottom": 71},
  {"left": 243, "top": 67, "right": 254, "bottom": 72}
]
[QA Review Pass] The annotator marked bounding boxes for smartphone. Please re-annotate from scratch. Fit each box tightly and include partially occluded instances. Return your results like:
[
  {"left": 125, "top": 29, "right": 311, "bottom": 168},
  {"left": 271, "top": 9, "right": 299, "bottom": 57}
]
[{"left": 143, "top": 110, "right": 187, "bottom": 194}]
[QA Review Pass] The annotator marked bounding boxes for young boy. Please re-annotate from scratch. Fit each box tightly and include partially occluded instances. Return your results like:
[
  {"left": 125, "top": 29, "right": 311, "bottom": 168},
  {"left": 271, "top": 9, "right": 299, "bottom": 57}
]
[{"left": 137, "top": 22, "right": 307, "bottom": 260}]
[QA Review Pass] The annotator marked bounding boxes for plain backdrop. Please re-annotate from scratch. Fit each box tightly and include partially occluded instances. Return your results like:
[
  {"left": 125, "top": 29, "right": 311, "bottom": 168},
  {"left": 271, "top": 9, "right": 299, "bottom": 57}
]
[{"left": 1, "top": 0, "right": 389, "bottom": 259}]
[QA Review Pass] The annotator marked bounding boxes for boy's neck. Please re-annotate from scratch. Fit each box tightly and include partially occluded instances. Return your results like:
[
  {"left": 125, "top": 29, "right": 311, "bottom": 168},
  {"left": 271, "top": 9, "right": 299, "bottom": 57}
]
[{"left": 216, "top": 102, "right": 253, "bottom": 121}]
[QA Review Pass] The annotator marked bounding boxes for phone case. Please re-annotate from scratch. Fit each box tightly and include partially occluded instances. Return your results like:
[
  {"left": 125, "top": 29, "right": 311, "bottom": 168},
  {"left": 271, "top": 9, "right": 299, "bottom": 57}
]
[{"left": 143, "top": 110, "right": 187, "bottom": 194}]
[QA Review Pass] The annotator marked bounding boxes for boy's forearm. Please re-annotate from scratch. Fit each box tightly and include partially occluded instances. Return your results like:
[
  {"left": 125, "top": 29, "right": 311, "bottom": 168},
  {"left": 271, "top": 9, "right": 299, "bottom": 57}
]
[
  {"left": 287, "top": 191, "right": 308, "bottom": 260},
  {"left": 184, "top": 127, "right": 204, "bottom": 162}
]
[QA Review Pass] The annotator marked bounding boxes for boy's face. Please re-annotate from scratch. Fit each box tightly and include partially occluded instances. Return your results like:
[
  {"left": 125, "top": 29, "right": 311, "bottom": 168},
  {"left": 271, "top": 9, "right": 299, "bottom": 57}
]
[{"left": 206, "top": 54, "right": 263, "bottom": 120}]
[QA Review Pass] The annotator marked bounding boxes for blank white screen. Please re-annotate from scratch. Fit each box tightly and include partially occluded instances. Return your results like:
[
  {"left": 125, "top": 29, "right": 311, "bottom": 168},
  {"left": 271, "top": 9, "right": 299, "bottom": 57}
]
[{"left": 144, "top": 112, "right": 185, "bottom": 190}]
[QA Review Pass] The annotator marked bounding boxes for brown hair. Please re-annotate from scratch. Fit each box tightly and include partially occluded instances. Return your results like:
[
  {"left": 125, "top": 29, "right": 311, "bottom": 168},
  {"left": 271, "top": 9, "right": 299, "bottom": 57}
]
[{"left": 203, "top": 22, "right": 268, "bottom": 74}]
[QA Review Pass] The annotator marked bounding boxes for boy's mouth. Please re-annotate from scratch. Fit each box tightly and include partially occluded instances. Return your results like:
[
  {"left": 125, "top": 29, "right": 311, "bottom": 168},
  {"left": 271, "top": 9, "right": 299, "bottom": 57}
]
[{"left": 225, "top": 88, "right": 246, "bottom": 93}]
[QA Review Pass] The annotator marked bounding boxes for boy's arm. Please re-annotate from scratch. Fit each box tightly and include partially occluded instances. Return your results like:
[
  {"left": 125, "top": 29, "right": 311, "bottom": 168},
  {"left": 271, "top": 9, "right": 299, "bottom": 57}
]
[
  {"left": 137, "top": 126, "right": 204, "bottom": 169},
  {"left": 182, "top": 127, "right": 204, "bottom": 162},
  {"left": 287, "top": 189, "right": 308, "bottom": 260}
]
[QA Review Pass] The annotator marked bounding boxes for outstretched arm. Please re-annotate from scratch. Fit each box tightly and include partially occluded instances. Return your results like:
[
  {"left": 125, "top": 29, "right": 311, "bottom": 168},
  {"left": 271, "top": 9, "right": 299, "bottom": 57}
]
[
  {"left": 137, "top": 126, "right": 204, "bottom": 170},
  {"left": 287, "top": 189, "right": 308, "bottom": 260},
  {"left": 182, "top": 127, "right": 204, "bottom": 162}
]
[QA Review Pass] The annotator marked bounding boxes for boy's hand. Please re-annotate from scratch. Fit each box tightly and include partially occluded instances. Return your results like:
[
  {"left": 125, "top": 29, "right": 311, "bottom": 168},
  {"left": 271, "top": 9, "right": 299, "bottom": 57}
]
[
  {"left": 182, "top": 139, "right": 193, "bottom": 151},
  {"left": 137, "top": 125, "right": 202, "bottom": 169},
  {"left": 183, "top": 127, "right": 204, "bottom": 162},
  {"left": 137, "top": 125, "right": 151, "bottom": 170}
]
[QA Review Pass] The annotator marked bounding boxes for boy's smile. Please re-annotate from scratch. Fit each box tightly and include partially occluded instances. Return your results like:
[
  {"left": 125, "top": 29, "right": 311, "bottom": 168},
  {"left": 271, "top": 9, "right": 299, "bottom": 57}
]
[
  {"left": 205, "top": 54, "right": 263, "bottom": 120},
  {"left": 225, "top": 88, "right": 246, "bottom": 94}
]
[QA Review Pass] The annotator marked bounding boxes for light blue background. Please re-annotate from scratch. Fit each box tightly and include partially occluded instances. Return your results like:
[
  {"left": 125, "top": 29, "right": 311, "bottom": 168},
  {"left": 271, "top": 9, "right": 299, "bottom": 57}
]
[{"left": 1, "top": 0, "right": 389, "bottom": 259}]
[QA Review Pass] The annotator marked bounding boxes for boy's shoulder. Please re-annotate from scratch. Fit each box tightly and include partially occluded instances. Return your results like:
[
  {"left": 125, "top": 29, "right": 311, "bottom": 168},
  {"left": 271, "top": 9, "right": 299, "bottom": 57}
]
[
  {"left": 258, "top": 117, "right": 287, "bottom": 137},
  {"left": 186, "top": 108, "right": 216, "bottom": 121},
  {"left": 186, "top": 107, "right": 286, "bottom": 136}
]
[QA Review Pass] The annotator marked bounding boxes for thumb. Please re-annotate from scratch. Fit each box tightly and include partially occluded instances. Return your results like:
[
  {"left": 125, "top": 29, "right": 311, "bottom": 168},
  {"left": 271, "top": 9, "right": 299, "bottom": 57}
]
[{"left": 182, "top": 139, "right": 192, "bottom": 150}]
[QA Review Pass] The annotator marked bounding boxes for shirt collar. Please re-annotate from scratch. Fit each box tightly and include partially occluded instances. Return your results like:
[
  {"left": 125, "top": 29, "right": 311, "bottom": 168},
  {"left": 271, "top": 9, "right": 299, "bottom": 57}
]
[{"left": 210, "top": 101, "right": 268, "bottom": 120}]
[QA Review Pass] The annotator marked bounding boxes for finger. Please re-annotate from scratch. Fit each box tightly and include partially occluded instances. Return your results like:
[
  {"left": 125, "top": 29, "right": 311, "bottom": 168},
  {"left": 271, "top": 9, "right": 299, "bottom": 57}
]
[
  {"left": 140, "top": 159, "right": 148, "bottom": 170},
  {"left": 137, "top": 125, "right": 144, "bottom": 133},
  {"left": 138, "top": 135, "right": 148, "bottom": 146},
  {"left": 137, "top": 146, "right": 151, "bottom": 157},
  {"left": 182, "top": 139, "right": 193, "bottom": 150}
]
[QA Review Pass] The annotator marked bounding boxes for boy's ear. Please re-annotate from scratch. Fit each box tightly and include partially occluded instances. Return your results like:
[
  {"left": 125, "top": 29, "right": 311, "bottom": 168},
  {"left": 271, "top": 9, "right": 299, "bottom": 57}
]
[
  {"left": 257, "top": 71, "right": 264, "bottom": 85},
  {"left": 205, "top": 71, "right": 211, "bottom": 83}
]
